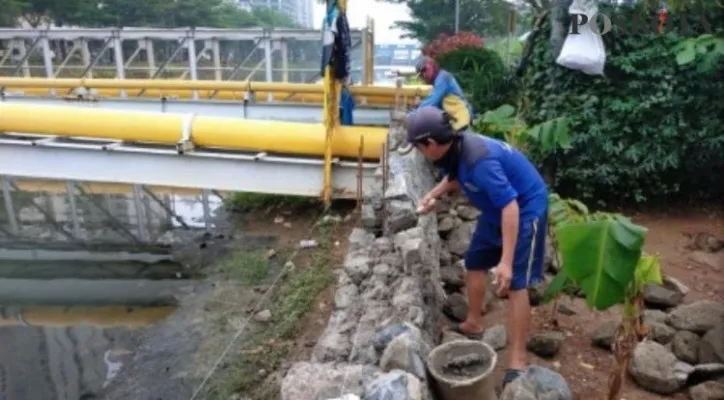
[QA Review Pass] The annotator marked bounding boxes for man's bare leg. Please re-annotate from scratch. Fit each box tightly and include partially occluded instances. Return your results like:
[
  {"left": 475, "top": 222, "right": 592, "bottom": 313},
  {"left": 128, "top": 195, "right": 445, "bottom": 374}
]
[
  {"left": 507, "top": 288, "right": 531, "bottom": 370},
  {"left": 459, "top": 270, "right": 487, "bottom": 333}
]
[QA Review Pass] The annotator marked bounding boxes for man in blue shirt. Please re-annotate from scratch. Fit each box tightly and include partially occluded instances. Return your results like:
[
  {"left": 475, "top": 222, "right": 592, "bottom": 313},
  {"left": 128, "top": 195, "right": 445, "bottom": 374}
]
[
  {"left": 407, "top": 106, "right": 548, "bottom": 387},
  {"left": 415, "top": 56, "right": 473, "bottom": 130},
  {"left": 399, "top": 57, "right": 473, "bottom": 155}
]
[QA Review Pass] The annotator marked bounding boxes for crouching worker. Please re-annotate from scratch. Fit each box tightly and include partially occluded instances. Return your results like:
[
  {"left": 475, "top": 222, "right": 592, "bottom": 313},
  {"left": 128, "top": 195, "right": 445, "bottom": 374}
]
[
  {"left": 399, "top": 56, "right": 473, "bottom": 155},
  {"left": 408, "top": 106, "right": 548, "bottom": 388}
]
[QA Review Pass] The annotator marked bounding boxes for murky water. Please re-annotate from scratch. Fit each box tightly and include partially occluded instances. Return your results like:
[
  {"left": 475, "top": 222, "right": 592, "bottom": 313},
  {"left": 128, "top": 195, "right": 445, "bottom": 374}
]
[{"left": 0, "top": 176, "right": 222, "bottom": 399}]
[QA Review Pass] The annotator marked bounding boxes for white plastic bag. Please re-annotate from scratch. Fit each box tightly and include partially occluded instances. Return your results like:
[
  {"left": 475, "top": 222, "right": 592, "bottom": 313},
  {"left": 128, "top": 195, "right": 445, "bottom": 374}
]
[{"left": 555, "top": 0, "right": 606, "bottom": 76}]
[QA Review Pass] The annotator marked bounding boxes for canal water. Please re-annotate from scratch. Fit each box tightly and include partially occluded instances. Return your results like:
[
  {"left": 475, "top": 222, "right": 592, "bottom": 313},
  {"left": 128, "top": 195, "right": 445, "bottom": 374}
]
[{"left": 0, "top": 177, "right": 224, "bottom": 400}]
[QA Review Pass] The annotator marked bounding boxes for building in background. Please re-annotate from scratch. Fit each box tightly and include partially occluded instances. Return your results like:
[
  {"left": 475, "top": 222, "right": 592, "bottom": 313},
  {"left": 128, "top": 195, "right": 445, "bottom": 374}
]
[
  {"left": 374, "top": 44, "right": 421, "bottom": 66},
  {"left": 237, "top": 0, "right": 314, "bottom": 28}
]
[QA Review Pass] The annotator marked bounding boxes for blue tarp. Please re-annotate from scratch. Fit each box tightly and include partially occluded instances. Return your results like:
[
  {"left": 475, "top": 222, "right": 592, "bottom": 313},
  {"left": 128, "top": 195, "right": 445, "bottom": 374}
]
[{"left": 340, "top": 86, "right": 355, "bottom": 126}]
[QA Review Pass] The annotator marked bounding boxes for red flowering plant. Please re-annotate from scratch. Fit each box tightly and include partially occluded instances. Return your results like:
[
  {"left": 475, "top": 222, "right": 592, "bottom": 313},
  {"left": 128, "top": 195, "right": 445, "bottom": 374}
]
[{"left": 422, "top": 31, "right": 485, "bottom": 60}]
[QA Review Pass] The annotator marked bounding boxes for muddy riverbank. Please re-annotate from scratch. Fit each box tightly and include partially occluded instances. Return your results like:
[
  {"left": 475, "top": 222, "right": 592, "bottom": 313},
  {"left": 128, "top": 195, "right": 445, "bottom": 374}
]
[
  {"left": 99, "top": 203, "right": 354, "bottom": 400},
  {"left": 2, "top": 176, "right": 352, "bottom": 399}
]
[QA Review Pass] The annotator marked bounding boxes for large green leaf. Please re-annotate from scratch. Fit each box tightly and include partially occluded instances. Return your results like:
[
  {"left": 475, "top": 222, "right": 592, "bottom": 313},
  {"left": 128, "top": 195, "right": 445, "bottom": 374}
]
[
  {"left": 557, "top": 218, "right": 647, "bottom": 310},
  {"left": 542, "top": 269, "right": 574, "bottom": 303},
  {"left": 548, "top": 193, "right": 589, "bottom": 227},
  {"left": 528, "top": 117, "right": 571, "bottom": 153}
]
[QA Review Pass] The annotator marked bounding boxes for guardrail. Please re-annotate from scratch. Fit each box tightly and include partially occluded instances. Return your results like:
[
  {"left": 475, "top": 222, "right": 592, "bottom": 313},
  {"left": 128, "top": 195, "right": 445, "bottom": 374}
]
[{"left": 0, "top": 78, "right": 430, "bottom": 106}]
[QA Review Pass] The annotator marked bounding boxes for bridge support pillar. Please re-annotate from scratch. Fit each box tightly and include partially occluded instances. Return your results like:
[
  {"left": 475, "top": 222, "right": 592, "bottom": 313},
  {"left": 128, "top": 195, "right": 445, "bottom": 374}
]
[{"left": 1, "top": 177, "right": 19, "bottom": 234}]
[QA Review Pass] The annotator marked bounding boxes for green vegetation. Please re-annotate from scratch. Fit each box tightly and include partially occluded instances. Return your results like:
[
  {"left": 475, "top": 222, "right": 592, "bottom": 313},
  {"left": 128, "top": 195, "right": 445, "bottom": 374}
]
[
  {"left": 437, "top": 46, "right": 520, "bottom": 114},
  {"left": 674, "top": 33, "right": 724, "bottom": 70},
  {"left": 541, "top": 193, "right": 663, "bottom": 398},
  {"left": 522, "top": 3, "right": 724, "bottom": 205},
  {"left": 409, "top": 2, "right": 722, "bottom": 207},
  {"left": 487, "top": 36, "right": 525, "bottom": 66},
  {"left": 225, "top": 192, "right": 314, "bottom": 212},
  {"left": 474, "top": 105, "right": 570, "bottom": 159},
  {"left": 215, "top": 250, "right": 271, "bottom": 284},
  {"left": 201, "top": 222, "right": 337, "bottom": 400},
  {"left": 381, "top": 0, "right": 532, "bottom": 41},
  {"left": 0, "top": 0, "right": 298, "bottom": 28}
]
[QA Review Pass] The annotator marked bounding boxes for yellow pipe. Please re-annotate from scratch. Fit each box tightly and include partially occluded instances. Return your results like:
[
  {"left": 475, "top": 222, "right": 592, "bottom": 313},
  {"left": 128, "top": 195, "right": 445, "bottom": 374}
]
[
  {"left": 0, "top": 103, "right": 386, "bottom": 159},
  {"left": 0, "top": 78, "right": 431, "bottom": 98},
  {"left": 0, "top": 306, "right": 175, "bottom": 328},
  {"left": 13, "top": 179, "right": 212, "bottom": 196},
  {"left": 9, "top": 87, "right": 416, "bottom": 106}
]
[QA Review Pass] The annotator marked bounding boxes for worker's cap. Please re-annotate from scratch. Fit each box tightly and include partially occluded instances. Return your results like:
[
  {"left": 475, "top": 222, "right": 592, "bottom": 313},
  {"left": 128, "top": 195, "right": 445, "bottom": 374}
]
[
  {"left": 415, "top": 56, "right": 433, "bottom": 75},
  {"left": 397, "top": 106, "right": 454, "bottom": 155}
]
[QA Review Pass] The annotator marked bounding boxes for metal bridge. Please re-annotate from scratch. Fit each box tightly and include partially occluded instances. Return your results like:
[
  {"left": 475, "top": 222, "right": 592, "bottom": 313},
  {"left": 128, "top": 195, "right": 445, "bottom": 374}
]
[
  {"left": 0, "top": 26, "right": 375, "bottom": 88},
  {"left": 0, "top": 102, "right": 386, "bottom": 197},
  {"left": 0, "top": 26, "right": 420, "bottom": 231},
  {"left": 0, "top": 77, "right": 428, "bottom": 124}
]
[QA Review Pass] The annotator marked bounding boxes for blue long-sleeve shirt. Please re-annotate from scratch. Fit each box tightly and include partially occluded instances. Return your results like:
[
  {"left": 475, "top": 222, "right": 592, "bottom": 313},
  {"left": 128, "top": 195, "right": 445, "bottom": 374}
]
[{"left": 418, "top": 70, "right": 473, "bottom": 130}]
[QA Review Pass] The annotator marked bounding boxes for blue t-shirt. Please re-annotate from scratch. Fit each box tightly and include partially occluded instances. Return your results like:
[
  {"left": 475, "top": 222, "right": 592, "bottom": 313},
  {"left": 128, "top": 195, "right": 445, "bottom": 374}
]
[{"left": 453, "top": 134, "right": 547, "bottom": 225}]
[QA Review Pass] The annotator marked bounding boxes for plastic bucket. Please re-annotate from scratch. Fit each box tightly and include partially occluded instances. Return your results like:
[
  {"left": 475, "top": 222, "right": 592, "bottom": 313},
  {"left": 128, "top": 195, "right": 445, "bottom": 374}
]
[{"left": 427, "top": 340, "right": 498, "bottom": 400}]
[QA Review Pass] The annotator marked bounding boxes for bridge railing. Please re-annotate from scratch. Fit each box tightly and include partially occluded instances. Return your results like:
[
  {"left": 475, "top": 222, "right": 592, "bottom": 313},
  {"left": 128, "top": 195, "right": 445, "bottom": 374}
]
[{"left": 0, "top": 25, "right": 373, "bottom": 97}]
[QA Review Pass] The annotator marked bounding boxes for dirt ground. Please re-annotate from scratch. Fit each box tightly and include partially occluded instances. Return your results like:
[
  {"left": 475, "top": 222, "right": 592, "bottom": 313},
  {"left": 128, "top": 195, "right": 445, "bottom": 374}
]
[
  {"left": 238, "top": 206, "right": 722, "bottom": 400},
  {"left": 484, "top": 209, "right": 724, "bottom": 400},
  {"left": 234, "top": 201, "right": 356, "bottom": 362}
]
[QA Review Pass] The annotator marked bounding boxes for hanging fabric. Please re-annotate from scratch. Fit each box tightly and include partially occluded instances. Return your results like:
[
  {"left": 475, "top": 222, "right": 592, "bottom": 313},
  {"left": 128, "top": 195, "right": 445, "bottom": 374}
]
[
  {"left": 339, "top": 85, "right": 355, "bottom": 125},
  {"left": 319, "top": 0, "right": 351, "bottom": 80},
  {"left": 333, "top": 10, "right": 351, "bottom": 80},
  {"left": 320, "top": 1, "right": 339, "bottom": 77}
]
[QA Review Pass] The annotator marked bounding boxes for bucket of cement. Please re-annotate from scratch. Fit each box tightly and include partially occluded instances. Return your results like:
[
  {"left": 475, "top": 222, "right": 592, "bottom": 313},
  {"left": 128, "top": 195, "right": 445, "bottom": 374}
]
[{"left": 427, "top": 340, "right": 498, "bottom": 400}]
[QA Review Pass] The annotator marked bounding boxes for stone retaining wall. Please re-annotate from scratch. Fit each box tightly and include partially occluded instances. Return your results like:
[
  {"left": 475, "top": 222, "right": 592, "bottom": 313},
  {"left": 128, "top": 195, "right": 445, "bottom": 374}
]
[{"left": 281, "top": 116, "right": 445, "bottom": 400}]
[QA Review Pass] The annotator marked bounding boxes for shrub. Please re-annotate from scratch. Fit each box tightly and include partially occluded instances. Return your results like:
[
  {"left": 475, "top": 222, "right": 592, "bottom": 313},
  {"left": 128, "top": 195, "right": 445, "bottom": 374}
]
[
  {"left": 437, "top": 47, "right": 519, "bottom": 114},
  {"left": 522, "top": 4, "right": 724, "bottom": 205},
  {"left": 422, "top": 31, "right": 485, "bottom": 59}
]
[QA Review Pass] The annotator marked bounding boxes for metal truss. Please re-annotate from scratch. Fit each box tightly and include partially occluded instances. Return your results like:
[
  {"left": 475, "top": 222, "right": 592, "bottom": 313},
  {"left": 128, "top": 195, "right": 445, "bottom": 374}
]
[
  {"left": 0, "top": 128, "right": 377, "bottom": 245},
  {"left": 0, "top": 173, "right": 208, "bottom": 248},
  {"left": 0, "top": 27, "right": 373, "bottom": 97},
  {"left": 0, "top": 133, "right": 377, "bottom": 197}
]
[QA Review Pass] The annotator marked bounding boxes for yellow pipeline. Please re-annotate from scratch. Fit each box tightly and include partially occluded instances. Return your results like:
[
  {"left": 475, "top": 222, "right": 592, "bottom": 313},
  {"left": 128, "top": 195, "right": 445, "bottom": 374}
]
[
  {"left": 11, "top": 87, "right": 411, "bottom": 106},
  {"left": 0, "top": 103, "right": 386, "bottom": 159},
  {"left": 0, "top": 78, "right": 431, "bottom": 98},
  {"left": 14, "top": 179, "right": 212, "bottom": 196}
]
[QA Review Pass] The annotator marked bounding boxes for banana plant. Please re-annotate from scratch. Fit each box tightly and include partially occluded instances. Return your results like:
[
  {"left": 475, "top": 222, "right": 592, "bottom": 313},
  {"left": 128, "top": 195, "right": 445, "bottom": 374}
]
[
  {"left": 474, "top": 105, "right": 571, "bottom": 157},
  {"left": 542, "top": 193, "right": 663, "bottom": 400}
]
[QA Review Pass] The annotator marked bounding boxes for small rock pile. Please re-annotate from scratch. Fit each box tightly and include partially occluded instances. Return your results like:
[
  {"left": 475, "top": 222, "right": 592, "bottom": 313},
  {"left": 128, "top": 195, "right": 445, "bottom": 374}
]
[
  {"left": 590, "top": 277, "right": 724, "bottom": 399},
  {"left": 436, "top": 197, "right": 493, "bottom": 321},
  {"left": 281, "top": 115, "right": 445, "bottom": 400}
]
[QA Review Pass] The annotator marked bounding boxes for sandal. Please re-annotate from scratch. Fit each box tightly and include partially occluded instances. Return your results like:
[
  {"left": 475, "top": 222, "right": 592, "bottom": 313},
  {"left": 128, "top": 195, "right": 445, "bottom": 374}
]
[
  {"left": 502, "top": 368, "right": 525, "bottom": 388},
  {"left": 447, "top": 323, "right": 484, "bottom": 340}
]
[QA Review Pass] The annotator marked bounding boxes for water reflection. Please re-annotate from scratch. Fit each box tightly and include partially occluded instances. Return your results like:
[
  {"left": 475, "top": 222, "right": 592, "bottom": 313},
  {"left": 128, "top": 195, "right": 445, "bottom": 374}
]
[
  {"left": 0, "top": 177, "right": 224, "bottom": 247},
  {"left": 0, "top": 306, "right": 173, "bottom": 400},
  {"left": 0, "top": 176, "right": 223, "bottom": 399}
]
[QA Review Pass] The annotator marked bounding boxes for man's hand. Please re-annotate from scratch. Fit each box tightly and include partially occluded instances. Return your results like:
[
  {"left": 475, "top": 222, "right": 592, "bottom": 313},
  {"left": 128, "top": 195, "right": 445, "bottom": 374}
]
[
  {"left": 493, "top": 262, "right": 513, "bottom": 297},
  {"left": 416, "top": 195, "right": 436, "bottom": 215}
]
